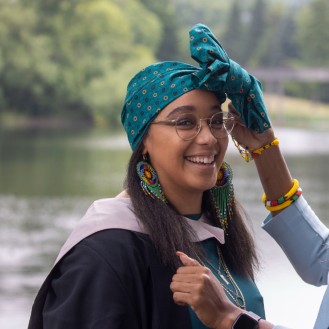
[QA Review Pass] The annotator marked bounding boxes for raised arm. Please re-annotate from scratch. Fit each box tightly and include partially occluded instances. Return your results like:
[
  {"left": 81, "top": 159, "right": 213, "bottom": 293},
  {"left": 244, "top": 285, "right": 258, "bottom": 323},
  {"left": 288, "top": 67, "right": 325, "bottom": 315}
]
[{"left": 230, "top": 103, "right": 329, "bottom": 285}]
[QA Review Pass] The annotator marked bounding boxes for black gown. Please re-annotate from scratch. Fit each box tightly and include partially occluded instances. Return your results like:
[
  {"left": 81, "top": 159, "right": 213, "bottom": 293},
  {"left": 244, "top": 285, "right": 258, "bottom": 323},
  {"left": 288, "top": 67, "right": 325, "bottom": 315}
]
[{"left": 28, "top": 229, "right": 192, "bottom": 329}]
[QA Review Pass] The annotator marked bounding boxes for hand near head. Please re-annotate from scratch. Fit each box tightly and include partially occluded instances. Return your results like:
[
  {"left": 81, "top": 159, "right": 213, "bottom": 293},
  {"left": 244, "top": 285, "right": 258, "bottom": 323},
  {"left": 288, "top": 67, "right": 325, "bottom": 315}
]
[
  {"left": 228, "top": 102, "right": 276, "bottom": 150},
  {"left": 170, "top": 251, "right": 241, "bottom": 329}
]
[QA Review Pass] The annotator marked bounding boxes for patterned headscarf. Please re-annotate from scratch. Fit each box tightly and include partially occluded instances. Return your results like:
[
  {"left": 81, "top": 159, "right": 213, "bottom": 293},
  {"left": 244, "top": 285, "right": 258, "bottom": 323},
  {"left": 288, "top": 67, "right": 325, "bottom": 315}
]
[{"left": 121, "top": 23, "right": 271, "bottom": 150}]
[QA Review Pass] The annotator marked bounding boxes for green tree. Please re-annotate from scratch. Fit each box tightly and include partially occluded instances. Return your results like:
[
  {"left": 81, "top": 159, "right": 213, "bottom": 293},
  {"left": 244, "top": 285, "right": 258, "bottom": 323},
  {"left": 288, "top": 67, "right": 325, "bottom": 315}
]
[
  {"left": 278, "top": 12, "right": 300, "bottom": 65},
  {"left": 243, "top": 0, "right": 268, "bottom": 66},
  {"left": 140, "top": 0, "right": 180, "bottom": 61},
  {"left": 0, "top": 1, "right": 57, "bottom": 117},
  {"left": 171, "top": 0, "right": 231, "bottom": 63},
  {"left": 248, "top": 3, "right": 291, "bottom": 67},
  {"left": 221, "top": 0, "right": 245, "bottom": 64},
  {"left": 295, "top": 0, "right": 329, "bottom": 65},
  {"left": 288, "top": 0, "right": 329, "bottom": 103},
  {"left": 0, "top": 0, "right": 163, "bottom": 126}
]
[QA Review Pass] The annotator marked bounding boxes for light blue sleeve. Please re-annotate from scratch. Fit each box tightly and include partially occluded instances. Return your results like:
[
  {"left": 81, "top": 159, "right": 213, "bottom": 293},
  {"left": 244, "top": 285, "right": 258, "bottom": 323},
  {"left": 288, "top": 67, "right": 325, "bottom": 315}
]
[{"left": 262, "top": 196, "right": 329, "bottom": 286}]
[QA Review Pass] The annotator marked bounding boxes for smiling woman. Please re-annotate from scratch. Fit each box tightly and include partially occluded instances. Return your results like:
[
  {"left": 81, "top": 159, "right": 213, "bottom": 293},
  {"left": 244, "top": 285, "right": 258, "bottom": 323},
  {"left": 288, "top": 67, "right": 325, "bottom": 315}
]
[
  {"left": 143, "top": 90, "right": 230, "bottom": 213},
  {"left": 27, "top": 24, "right": 289, "bottom": 329}
]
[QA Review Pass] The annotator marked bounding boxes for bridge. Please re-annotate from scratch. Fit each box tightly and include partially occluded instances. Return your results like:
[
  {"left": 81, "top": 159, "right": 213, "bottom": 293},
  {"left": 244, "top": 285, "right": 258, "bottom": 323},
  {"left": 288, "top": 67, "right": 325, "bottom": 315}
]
[
  {"left": 245, "top": 67, "right": 329, "bottom": 127},
  {"left": 248, "top": 67, "right": 329, "bottom": 84}
]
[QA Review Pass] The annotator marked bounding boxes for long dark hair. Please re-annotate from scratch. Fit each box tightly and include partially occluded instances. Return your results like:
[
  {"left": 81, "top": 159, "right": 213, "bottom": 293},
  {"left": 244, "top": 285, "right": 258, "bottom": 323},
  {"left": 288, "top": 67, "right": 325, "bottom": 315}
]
[{"left": 125, "top": 141, "right": 259, "bottom": 278}]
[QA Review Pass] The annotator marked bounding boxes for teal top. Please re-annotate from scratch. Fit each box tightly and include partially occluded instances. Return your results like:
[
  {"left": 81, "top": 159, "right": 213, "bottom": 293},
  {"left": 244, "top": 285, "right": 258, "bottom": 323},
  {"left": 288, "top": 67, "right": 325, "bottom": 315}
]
[{"left": 186, "top": 214, "right": 265, "bottom": 329}]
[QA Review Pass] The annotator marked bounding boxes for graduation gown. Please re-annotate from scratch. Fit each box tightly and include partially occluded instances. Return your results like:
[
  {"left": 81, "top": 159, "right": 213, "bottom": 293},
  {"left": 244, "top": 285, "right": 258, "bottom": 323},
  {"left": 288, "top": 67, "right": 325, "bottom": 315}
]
[{"left": 28, "top": 197, "right": 226, "bottom": 329}]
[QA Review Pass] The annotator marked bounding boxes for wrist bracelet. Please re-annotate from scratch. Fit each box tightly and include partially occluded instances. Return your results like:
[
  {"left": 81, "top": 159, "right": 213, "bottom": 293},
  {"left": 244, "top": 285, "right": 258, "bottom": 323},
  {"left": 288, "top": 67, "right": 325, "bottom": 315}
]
[
  {"left": 264, "top": 187, "right": 302, "bottom": 211},
  {"left": 262, "top": 179, "right": 302, "bottom": 212},
  {"left": 250, "top": 138, "right": 279, "bottom": 159},
  {"left": 232, "top": 137, "right": 279, "bottom": 162}
]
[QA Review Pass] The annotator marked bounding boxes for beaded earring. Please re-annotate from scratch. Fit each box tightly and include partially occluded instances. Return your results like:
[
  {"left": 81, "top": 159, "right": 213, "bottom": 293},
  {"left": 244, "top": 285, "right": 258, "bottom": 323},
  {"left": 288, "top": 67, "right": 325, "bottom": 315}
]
[
  {"left": 136, "top": 157, "right": 167, "bottom": 203},
  {"left": 210, "top": 161, "right": 235, "bottom": 234}
]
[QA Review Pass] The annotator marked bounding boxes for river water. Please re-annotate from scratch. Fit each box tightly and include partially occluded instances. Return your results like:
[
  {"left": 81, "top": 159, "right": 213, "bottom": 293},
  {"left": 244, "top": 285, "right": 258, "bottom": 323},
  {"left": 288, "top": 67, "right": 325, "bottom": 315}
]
[{"left": 1, "top": 127, "right": 328, "bottom": 329}]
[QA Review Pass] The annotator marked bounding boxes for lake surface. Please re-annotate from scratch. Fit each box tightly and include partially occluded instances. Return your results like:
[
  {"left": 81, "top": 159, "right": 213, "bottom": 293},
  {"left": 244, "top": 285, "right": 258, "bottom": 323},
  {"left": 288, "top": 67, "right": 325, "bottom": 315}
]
[{"left": 1, "top": 127, "right": 329, "bottom": 329}]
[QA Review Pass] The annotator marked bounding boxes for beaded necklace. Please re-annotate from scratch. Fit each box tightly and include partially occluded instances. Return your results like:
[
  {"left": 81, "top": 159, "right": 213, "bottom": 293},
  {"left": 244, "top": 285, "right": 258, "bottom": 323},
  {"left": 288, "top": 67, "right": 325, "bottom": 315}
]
[{"left": 198, "top": 246, "right": 246, "bottom": 310}]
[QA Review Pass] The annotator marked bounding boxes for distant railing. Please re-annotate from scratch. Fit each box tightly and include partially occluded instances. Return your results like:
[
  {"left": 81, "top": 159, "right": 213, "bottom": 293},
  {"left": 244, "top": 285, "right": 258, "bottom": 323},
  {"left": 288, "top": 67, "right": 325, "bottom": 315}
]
[
  {"left": 248, "top": 67, "right": 329, "bottom": 83},
  {"left": 245, "top": 67, "right": 329, "bottom": 122}
]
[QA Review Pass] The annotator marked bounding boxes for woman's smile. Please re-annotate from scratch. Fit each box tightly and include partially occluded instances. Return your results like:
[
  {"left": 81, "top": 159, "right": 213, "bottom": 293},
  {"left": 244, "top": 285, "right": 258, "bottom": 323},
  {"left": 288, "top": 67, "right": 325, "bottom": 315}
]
[
  {"left": 143, "top": 89, "right": 228, "bottom": 203},
  {"left": 185, "top": 153, "right": 217, "bottom": 165}
]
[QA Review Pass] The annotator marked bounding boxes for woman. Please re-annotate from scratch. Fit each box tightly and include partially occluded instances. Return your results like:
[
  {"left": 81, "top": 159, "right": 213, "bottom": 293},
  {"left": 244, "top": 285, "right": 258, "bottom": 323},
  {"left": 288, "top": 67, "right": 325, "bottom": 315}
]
[
  {"left": 28, "top": 24, "right": 274, "bottom": 328},
  {"left": 170, "top": 95, "right": 329, "bottom": 328},
  {"left": 171, "top": 176, "right": 329, "bottom": 329}
]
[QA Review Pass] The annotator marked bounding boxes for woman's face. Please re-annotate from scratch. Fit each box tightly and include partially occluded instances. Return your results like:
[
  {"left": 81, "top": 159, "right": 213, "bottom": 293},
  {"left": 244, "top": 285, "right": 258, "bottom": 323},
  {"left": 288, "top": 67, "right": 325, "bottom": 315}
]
[{"left": 143, "top": 89, "right": 229, "bottom": 201}]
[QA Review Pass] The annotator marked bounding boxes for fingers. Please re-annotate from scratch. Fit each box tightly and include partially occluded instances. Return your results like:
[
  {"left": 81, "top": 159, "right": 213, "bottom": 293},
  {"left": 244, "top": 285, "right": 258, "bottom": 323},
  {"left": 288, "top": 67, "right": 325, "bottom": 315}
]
[
  {"left": 170, "top": 274, "right": 210, "bottom": 307},
  {"left": 171, "top": 280, "right": 198, "bottom": 293},
  {"left": 175, "top": 252, "right": 209, "bottom": 275},
  {"left": 170, "top": 276, "right": 198, "bottom": 307},
  {"left": 172, "top": 251, "right": 213, "bottom": 308},
  {"left": 228, "top": 102, "right": 239, "bottom": 116},
  {"left": 172, "top": 291, "right": 189, "bottom": 306},
  {"left": 227, "top": 103, "right": 245, "bottom": 132},
  {"left": 176, "top": 251, "right": 201, "bottom": 267}
]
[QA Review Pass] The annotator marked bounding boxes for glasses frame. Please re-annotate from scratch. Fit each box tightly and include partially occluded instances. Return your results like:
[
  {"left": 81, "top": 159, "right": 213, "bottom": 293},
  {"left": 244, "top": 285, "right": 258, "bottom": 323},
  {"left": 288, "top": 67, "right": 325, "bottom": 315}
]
[{"left": 151, "top": 111, "right": 235, "bottom": 141}]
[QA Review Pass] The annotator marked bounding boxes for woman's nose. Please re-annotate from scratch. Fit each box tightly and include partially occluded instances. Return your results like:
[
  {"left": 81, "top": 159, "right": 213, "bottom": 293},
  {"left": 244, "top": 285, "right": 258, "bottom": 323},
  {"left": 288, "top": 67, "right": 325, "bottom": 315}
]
[{"left": 195, "top": 119, "right": 217, "bottom": 144}]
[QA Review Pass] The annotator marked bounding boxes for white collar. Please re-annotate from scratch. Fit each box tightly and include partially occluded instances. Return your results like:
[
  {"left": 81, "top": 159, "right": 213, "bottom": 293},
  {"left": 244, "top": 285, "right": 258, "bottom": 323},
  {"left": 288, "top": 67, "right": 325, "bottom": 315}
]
[{"left": 55, "top": 197, "right": 225, "bottom": 265}]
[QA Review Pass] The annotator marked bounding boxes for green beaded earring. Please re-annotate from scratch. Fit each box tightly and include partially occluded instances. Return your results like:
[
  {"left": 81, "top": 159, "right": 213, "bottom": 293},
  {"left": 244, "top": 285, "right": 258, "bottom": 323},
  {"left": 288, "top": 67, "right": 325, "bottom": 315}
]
[
  {"left": 136, "top": 158, "right": 167, "bottom": 203},
  {"left": 210, "top": 161, "right": 235, "bottom": 234}
]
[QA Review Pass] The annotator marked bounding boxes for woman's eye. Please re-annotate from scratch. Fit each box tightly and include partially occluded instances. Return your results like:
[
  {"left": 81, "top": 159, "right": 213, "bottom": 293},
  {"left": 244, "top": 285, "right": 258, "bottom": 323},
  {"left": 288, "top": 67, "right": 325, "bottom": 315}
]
[
  {"left": 211, "top": 118, "right": 224, "bottom": 126},
  {"left": 211, "top": 115, "right": 224, "bottom": 128},
  {"left": 176, "top": 117, "right": 196, "bottom": 128}
]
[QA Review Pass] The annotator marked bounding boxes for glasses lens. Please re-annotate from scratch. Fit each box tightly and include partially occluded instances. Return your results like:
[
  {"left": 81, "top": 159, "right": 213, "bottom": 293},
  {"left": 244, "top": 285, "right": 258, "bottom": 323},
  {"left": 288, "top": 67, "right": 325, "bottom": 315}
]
[
  {"left": 210, "top": 112, "right": 235, "bottom": 138},
  {"left": 174, "top": 112, "right": 235, "bottom": 140},
  {"left": 223, "top": 112, "right": 235, "bottom": 134},
  {"left": 175, "top": 114, "right": 198, "bottom": 140}
]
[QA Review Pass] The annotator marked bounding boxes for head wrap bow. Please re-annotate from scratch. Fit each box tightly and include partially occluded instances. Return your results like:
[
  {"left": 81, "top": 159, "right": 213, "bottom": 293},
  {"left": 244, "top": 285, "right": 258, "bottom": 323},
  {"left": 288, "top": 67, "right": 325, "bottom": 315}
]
[{"left": 121, "top": 23, "right": 271, "bottom": 150}]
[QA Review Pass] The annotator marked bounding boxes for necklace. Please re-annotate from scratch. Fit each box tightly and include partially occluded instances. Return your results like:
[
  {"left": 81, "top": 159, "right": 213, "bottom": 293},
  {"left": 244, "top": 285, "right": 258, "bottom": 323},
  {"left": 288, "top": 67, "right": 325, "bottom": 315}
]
[{"left": 198, "top": 246, "right": 246, "bottom": 310}]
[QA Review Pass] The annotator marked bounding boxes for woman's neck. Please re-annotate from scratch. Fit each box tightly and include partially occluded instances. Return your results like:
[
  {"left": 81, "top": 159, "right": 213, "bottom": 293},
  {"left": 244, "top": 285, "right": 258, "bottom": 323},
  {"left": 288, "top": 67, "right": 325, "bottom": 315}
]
[{"left": 166, "top": 192, "right": 203, "bottom": 215}]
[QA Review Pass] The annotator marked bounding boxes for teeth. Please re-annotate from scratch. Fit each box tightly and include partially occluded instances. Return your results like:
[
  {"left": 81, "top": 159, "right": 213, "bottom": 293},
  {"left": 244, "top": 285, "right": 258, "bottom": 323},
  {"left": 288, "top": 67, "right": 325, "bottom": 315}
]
[{"left": 187, "top": 155, "right": 215, "bottom": 164}]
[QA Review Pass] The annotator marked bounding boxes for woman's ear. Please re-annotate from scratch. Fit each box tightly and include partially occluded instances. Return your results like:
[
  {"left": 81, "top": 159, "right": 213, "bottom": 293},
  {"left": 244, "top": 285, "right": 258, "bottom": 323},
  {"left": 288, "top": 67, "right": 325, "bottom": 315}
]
[
  {"left": 141, "top": 142, "right": 148, "bottom": 156},
  {"left": 142, "top": 135, "right": 149, "bottom": 156}
]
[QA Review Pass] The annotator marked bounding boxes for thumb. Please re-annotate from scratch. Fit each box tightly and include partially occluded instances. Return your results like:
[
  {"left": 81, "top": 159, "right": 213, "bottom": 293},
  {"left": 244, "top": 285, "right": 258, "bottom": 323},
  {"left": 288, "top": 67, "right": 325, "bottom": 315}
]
[{"left": 176, "top": 251, "right": 201, "bottom": 267}]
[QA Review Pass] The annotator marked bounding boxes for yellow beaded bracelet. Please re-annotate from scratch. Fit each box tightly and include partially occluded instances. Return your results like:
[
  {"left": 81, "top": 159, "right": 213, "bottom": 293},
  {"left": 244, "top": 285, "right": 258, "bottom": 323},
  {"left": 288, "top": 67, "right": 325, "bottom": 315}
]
[
  {"left": 232, "top": 137, "right": 279, "bottom": 162},
  {"left": 261, "top": 179, "right": 299, "bottom": 204},
  {"left": 250, "top": 138, "right": 280, "bottom": 158},
  {"left": 264, "top": 187, "right": 303, "bottom": 211},
  {"left": 262, "top": 179, "right": 301, "bottom": 212},
  {"left": 265, "top": 199, "right": 294, "bottom": 212}
]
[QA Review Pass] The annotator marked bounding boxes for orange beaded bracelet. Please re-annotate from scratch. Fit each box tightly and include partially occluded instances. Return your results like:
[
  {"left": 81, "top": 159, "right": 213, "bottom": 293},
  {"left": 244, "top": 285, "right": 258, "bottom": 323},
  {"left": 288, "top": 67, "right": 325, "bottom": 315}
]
[
  {"left": 232, "top": 137, "right": 279, "bottom": 162},
  {"left": 250, "top": 138, "right": 280, "bottom": 159}
]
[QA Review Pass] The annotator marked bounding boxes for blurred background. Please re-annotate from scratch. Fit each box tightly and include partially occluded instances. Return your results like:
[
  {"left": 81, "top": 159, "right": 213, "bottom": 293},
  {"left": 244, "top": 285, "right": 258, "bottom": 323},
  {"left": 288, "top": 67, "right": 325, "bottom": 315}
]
[{"left": 1, "top": 0, "right": 329, "bottom": 328}]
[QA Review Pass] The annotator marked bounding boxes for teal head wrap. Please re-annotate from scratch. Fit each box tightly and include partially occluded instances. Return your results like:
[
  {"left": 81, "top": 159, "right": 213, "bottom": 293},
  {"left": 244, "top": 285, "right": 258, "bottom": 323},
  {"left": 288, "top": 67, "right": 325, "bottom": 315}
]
[{"left": 121, "top": 23, "right": 271, "bottom": 150}]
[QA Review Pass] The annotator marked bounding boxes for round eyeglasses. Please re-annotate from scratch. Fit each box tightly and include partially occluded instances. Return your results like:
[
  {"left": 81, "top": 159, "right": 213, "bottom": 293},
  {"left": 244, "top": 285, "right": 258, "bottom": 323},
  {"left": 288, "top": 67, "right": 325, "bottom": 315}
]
[{"left": 151, "top": 111, "right": 235, "bottom": 140}]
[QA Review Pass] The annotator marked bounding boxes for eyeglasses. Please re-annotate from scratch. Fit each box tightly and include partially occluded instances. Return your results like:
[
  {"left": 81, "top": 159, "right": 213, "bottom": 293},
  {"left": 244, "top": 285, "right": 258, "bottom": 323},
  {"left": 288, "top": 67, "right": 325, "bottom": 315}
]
[{"left": 151, "top": 112, "right": 235, "bottom": 140}]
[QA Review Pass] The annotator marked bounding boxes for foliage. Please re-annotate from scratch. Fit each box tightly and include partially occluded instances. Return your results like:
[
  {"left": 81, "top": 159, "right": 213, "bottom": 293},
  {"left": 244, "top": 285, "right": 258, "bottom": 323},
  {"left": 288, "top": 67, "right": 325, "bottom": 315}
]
[
  {"left": 295, "top": 0, "right": 329, "bottom": 65},
  {"left": 139, "top": 0, "right": 180, "bottom": 60},
  {"left": 246, "top": 3, "right": 298, "bottom": 67},
  {"left": 242, "top": 0, "right": 268, "bottom": 66},
  {"left": 220, "top": 0, "right": 245, "bottom": 64},
  {"left": 0, "top": 0, "right": 328, "bottom": 127},
  {"left": 285, "top": 0, "right": 329, "bottom": 102},
  {"left": 0, "top": 0, "right": 161, "bottom": 125}
]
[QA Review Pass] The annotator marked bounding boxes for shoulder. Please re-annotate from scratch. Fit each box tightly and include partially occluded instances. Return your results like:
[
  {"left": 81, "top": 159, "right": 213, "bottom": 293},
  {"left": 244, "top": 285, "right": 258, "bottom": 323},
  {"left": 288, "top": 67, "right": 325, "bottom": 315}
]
[
  {"left": 33, "top": 230, "right": 154, "bottom": 329},
  {"left": 54, "top": 197, "right": 147, "bottom": 264},
  {"left": 49, "top": 230, "right": 156, "bottom": 307},
  {"left": 78, "top": 229, "right": 155, "bottom": 266},
  {"left": 63, "top": 229, "right": 155, "bottom": 272}
]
